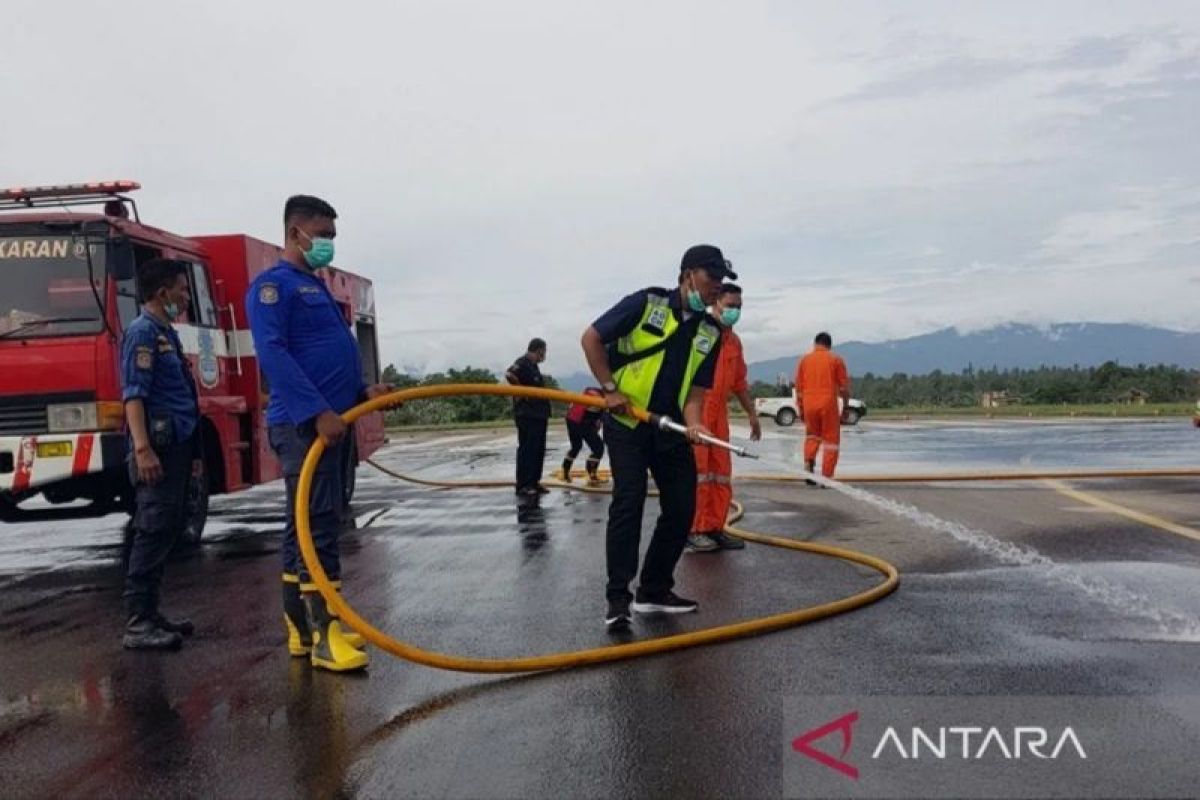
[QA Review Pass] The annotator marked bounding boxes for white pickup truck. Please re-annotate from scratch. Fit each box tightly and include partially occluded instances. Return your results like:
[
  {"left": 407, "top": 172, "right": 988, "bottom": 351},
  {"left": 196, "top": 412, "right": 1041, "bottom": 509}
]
[{"left": 754, "top": 395, "right": 867, "bottom": 427}]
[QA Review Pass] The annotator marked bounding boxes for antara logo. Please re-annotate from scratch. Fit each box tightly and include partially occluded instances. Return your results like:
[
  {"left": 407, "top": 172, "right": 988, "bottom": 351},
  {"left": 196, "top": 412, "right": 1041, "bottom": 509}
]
[
  {"left": 792, "top": 711, "right": 860, "bottom": 780},
  {"left": 871, "top": 725, "right": 1088, "bottom": 760},
  {"left": 793, "top": 711, "right": 1088, "bottom": 780}
]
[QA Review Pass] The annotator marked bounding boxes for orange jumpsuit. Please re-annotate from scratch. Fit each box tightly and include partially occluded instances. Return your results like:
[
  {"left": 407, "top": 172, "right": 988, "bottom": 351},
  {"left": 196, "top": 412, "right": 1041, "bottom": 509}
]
[
  {"left": 796, "top": 345, "right": 850, "bottom": 478},
  {"left": 691, "top": 328, "right": 747, "bottom": 534}
]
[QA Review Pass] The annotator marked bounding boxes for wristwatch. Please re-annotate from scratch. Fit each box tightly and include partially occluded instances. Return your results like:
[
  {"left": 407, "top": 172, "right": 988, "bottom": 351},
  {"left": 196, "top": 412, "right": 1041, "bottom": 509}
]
[{"left": 602, "top": 381, "right": 618, "bottom": 394}]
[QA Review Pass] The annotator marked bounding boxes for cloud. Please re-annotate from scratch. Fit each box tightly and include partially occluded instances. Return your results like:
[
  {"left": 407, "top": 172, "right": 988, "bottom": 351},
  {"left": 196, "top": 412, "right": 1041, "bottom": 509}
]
[
  {"left": 1033, "top": 184, "right": 1200, "bottom": 271},
  {"left": 1, "top": 1, "right": 1198, "bottom": 374}
]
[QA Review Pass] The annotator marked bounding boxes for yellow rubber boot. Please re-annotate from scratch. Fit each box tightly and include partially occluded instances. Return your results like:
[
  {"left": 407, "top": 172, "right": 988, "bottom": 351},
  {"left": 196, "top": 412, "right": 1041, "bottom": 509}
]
[
  {"left": 328, "top": 581, "right": 365, "bottom": 650},
  {"left": 303, "top": 592, "right": 368, "bottom": 672},
  {"left": 282, "top": 574, "right": 311, "bottom": 657}
]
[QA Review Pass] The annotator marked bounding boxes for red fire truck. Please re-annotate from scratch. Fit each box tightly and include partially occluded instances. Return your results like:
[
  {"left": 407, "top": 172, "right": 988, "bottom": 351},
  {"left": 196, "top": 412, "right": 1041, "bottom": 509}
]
[{"left": 0, "top": 181, "right": 386, "bottom": 539}]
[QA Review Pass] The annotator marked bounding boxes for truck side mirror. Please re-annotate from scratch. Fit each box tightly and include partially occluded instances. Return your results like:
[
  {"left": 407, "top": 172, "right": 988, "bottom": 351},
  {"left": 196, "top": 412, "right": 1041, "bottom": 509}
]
[{"left": 108, "top": 237, "right": 135, "bottom": 281}]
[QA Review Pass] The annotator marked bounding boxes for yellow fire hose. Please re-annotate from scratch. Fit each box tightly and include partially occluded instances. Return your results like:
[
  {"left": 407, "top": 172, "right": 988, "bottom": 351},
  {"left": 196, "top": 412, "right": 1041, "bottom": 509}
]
[{"left": 295, "top": 384, "right": 899, "bottom": 674}]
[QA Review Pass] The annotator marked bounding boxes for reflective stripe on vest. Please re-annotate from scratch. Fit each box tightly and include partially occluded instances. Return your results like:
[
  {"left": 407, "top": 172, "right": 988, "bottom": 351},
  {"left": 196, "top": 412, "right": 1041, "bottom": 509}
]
[{"left": 611, "top": 293, "right": 720, "bottom": 428}]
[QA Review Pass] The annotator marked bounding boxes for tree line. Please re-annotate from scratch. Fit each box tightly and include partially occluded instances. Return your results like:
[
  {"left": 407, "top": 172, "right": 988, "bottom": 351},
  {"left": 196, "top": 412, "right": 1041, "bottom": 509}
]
[
  {"left": 379, "top": 364, "right": 565, "bottom": 426},
  {"left": 377, "top": 361, "right": 1198, "bottom": 425},
  {"left": 746, "top": 362, "right": 1198, "bottom": 409}
]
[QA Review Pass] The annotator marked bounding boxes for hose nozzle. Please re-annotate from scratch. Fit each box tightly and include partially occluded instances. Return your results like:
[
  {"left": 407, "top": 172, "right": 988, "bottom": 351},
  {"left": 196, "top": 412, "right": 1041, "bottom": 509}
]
[{"left": 651, "top": 414, "right": 760, "bottom": 459}]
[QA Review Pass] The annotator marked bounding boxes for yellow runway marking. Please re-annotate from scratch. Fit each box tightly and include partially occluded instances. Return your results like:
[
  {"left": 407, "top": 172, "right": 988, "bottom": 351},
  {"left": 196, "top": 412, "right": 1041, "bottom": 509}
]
[{"left": 1044, "top": 479, "right": 1200, "bottom": 544}]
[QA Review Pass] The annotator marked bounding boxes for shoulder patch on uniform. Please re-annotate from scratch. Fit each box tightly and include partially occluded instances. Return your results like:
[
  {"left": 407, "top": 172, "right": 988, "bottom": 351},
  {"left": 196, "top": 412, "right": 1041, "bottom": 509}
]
[
  {"left": 258, "top": 283, "right": 279, "bottom": 304},
  {"left": 135, "top": 345, "right": 153, "bottom": 370}
]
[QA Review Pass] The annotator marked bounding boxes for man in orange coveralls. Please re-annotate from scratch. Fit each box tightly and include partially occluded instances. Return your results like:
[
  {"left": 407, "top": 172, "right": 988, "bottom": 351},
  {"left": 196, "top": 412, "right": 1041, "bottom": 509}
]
[
  {"left": 795, "top": 331, "right": 850, "bottom": 481},
  {"left": 686, "top": 284, "right": 762, "bottom": 553}
]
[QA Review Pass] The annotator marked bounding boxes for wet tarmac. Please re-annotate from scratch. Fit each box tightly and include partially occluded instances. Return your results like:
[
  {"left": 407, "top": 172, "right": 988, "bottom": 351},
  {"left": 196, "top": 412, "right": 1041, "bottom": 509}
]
[{"left": 1, "top": 418, "right": 1198, "bottom": 798}]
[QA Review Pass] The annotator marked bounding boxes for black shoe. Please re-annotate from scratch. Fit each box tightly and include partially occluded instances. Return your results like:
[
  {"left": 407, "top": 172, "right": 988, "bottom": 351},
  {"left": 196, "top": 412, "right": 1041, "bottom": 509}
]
[
  {"left": 711, "top": 531, "right": 745, "bottom": 550},
  {"left": 631, "top": 591, "right": 698, "bottom": 615},
  {"left": 605, "top": 598, "right": 631, "bottom": 629},
  {"left": 152, "top": 612, "right": 195, "bottom": 637},
  {"left": 123, "top": 616, "right": 183, "bottom": 651}
]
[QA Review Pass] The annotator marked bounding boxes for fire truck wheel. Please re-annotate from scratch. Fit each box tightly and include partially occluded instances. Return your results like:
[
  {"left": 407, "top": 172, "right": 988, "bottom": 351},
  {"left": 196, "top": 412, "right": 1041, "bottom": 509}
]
[
  {"left": 0, "top": 495, "right": 17, "bottom": 522},
  {"left": 179, "top": 461, "right": 210, "bottom": 548},
  {"left": 85, "top": 494, "right": 114, "bottom": 516}
]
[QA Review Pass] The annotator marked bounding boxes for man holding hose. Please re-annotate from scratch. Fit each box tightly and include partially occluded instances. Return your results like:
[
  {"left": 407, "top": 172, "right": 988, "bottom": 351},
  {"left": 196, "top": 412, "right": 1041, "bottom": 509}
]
[
  {"left": 581, "top": 244, "right": 733, "bottom": 630},
  {"left": 247, "top": 194, "right": 390, "bottom": 673}
]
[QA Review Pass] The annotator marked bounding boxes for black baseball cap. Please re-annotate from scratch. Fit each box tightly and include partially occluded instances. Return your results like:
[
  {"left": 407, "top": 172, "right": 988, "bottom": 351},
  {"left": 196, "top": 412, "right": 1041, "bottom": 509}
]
[{"left": 680, "top": 244, "right": 738, "bottom": 280}]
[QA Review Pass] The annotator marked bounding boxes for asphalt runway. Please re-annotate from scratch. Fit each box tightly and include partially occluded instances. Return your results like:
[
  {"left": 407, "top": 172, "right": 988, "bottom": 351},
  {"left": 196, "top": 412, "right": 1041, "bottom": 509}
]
[{"left": 0, "top": 419, "right": 1197, "bottom": 798}]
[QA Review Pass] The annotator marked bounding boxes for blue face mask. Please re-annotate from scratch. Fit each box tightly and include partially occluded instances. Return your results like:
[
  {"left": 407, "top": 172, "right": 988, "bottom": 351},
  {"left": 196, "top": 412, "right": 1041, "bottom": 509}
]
[
  {"left": 298, "top": 229, "right": 336, "bottom": 268},
  {"left": 720, "top": 307, "right": 741, "bottom": 327},
  {"left": 158, "top": 287, "right": 181, "bottom": 320}
]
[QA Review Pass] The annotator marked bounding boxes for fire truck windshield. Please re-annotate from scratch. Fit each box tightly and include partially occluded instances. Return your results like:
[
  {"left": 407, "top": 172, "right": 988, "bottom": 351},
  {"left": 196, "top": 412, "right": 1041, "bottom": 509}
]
[{"left": 0, "top": 234, "right": 105, "bottom": 339}]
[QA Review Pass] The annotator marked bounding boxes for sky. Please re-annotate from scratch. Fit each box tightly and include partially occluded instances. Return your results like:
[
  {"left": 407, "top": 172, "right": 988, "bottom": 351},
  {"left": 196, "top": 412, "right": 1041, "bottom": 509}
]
[{"left": 4, "top": 1, "right": 1198, "bottom": 378}]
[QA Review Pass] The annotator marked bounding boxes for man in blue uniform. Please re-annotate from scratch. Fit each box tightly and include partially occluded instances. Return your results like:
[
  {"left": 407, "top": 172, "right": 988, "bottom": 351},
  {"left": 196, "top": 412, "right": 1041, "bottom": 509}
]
[
  {"left": 246, "top": 194, "right": 389, "bottom": 673},
  {"left": 121, "top": 258, "right": 200, "bottom": 650}
]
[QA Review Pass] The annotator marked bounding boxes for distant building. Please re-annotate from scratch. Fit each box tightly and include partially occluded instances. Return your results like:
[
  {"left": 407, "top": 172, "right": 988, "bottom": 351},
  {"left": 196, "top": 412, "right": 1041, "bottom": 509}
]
[
  {"left": 1116, "top": 388, "right": 1149, "bottom": 405},
  {"left": 980, "top": 390, "right": 1020, "bottom": 408}
]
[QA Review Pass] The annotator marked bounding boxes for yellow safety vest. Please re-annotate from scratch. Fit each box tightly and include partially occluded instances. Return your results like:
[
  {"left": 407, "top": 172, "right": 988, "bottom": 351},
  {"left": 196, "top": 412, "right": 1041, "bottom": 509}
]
[{"left": 610, "top": 289, "right": 721, "bottom": 428}]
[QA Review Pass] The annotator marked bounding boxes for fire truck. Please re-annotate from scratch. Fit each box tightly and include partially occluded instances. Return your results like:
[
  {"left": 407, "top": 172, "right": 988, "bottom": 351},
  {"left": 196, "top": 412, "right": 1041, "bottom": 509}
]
[{"left": 0, "top": 181, "right": 386, "bottom": 540}]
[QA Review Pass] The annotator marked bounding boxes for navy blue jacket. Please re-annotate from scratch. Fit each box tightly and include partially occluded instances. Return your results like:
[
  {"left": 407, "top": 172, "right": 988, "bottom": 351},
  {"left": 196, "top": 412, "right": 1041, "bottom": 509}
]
[
  {"left": 246, "top": 261, "right": 366, "bottom": 426},
  {"left": 121, "top": 311, "right": 199, "bottom": 444}
]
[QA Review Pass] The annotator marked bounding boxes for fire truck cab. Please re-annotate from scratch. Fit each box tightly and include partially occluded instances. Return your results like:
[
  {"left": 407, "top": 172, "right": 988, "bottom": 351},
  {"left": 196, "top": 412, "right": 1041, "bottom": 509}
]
[{"left": 0, "top": 182, "right": 385, "bottom": 539}]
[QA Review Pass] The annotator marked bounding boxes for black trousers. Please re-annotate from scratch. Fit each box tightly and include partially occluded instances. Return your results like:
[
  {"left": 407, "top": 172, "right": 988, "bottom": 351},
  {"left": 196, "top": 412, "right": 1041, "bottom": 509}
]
[
  {"left": 603, "top": 415, "right": 697, "bottom": 602},
  {"left": 515, "top": 416, "right": 548, "bottom": 491},
  {"left": 566, "top": 418, "right": 605, "bottom": 461},
  {"left": 269, "top": 423, "right": 345, "bottom": 585},
  {"left": 124, "top": 439, "right": 193, "bottom": 619}
]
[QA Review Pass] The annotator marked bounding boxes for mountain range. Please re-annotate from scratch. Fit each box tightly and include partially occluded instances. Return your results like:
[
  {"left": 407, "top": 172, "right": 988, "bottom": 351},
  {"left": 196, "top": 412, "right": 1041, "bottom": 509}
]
[{"left": 554, "top": 323, "right": 1200, "bottom": 390}]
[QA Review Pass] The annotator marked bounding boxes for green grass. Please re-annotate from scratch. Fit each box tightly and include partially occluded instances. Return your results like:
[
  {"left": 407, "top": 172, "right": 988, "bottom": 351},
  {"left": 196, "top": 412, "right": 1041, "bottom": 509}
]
[
  {"left": 867, "top": 402, "right": 1194, "bottom": 419},
  {"left": 383, "top": 402, "right": 1196, "bottom": 431}
]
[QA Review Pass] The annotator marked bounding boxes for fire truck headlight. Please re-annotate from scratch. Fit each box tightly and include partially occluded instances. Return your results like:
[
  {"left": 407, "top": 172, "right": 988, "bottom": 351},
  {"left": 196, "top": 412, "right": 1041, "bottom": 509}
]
[{"left": 47, "top": 403, "right": 98, "bottom": 433}]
